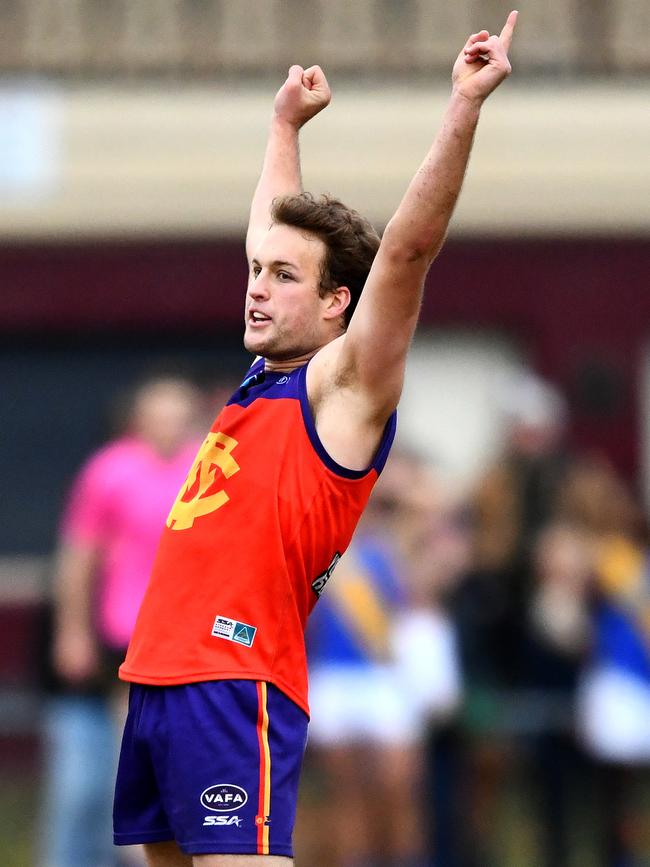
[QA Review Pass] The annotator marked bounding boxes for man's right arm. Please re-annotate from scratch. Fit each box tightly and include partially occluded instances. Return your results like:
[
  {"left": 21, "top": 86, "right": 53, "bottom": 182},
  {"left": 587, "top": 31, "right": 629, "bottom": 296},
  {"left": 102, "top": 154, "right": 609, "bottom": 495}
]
[
  {"left": 52, "top": 456, "right": 108, "bottom": 685},
  {"left": 53, "top": 541, "right": 101, "bottom": 684},
  {"left": 246, "top": 64, "right": 331, "bottom": 261}
]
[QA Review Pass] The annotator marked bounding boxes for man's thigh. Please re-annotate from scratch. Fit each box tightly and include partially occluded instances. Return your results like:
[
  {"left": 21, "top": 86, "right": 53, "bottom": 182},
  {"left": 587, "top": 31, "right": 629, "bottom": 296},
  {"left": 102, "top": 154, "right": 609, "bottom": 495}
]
[
  {"left": 143, "top": 844, "right": 292, "bottom": 867},
  {"left": 144, "top": 840, "right": 191, "bottom": 865},
  {"left": 194, "top": 856, "right": 292, "bottom": 866}
]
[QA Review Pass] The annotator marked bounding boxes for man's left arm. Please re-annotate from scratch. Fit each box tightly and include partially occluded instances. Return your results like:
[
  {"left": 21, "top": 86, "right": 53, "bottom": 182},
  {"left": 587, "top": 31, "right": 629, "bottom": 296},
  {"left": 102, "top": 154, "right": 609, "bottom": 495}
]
[
  {"left": 246, "top": 65, "right": 331, "bottom": 262},
  {"left": 334, "top": 12, "right": 518, "bottom": 418}
]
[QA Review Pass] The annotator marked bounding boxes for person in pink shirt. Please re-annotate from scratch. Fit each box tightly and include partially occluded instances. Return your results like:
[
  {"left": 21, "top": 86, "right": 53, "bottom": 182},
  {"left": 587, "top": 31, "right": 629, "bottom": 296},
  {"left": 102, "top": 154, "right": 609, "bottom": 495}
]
[{"left": 41, "top": 375, "right": 203, "bottom": 867}]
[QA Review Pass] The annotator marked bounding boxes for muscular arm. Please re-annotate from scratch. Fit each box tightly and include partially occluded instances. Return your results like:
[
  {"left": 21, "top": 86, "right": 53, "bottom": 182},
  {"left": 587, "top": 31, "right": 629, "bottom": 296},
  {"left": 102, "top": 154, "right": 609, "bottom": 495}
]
[
  {"left": 329, "top": 13, "right": 518, "bottom": 419},
  {"left": 246, "top": 65, "right": 331, "bottom": 262}
]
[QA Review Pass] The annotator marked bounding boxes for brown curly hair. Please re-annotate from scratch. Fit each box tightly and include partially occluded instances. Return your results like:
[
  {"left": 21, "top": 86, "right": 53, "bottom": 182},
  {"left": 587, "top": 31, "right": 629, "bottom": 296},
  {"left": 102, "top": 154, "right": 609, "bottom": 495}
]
[{"left": 271, "top": 192, "right": 380, "bottom": 326}]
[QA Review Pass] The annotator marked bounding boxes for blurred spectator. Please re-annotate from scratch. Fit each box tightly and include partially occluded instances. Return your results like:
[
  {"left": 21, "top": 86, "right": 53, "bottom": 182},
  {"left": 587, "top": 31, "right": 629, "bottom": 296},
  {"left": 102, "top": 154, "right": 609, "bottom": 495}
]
[
  {"left": 305, "top": 450, "right": 465, "bottom": 867},
  {"left": 512, "top": 458, "right": 650, "bottom": 867},
  {"left": 552, "top": 456, "right": 650, "bottom": 866},
  {"left": 462, "top": 372, "right": 569, "bottom": 691},
  {"left": 385, "top": 452, "right": 470, "bottom": 867},
  {"left": 530, "top": 522, "right": 592, "bottom": 664},
  {"left": 40, "top": 375, "right": 203, "bottom": 867},
  {"left": 452, "top": 372, "right": 587, "bottom": 867},
  {"left": 386, "top": 451, "right": 467, "bottom": 733},
  {"left": 527, "top": 521, "right": 595, "bottom": 866}
]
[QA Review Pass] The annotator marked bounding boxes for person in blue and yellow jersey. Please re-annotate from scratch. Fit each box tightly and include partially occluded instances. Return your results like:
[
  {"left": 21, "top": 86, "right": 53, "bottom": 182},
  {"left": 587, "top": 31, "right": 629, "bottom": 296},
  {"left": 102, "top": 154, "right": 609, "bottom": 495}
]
[
  {"left": 306, "top": 473, "right": 417, "bottom": 867},
  {"left": 533, "top": 455, "right": 650, "bottom": 867},
  {"left": 306, "top": 450, "right": 465, "bottom": 867}
]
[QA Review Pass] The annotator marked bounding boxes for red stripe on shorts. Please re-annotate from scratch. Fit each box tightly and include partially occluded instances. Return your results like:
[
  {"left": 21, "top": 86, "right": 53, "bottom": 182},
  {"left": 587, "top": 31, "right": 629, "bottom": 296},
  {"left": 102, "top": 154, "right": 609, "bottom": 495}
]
[{"left": 255, "top": 681, "right": 271, "bottom": 855}]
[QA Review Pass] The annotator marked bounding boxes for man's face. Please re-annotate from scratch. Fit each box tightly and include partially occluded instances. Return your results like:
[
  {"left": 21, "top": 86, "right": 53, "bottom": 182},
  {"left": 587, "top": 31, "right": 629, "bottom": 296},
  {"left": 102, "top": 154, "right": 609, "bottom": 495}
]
[{"left": 244, "top": 223, "right": 330, "bottom": 361}]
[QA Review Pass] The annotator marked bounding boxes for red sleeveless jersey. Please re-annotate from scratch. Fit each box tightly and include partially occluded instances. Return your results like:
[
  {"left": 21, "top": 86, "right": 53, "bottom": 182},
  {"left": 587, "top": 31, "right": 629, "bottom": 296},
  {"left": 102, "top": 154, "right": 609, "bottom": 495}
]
[{"left": 119, "top": 358, "right": 396, "bottom": 715}]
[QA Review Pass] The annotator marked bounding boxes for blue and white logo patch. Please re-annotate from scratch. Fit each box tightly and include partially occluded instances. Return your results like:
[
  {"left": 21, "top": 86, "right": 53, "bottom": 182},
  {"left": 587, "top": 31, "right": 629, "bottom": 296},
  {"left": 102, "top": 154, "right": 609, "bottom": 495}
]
[{"left": 211, "top": 615, "right": 257, "bottom": 648}]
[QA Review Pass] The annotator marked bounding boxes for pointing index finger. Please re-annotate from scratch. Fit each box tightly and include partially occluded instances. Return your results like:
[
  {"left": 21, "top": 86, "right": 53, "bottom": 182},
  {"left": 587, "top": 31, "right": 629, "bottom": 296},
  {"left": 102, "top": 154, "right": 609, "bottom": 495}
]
[{"left": 499, "top": 10, "right": 518, "bottom": 52}]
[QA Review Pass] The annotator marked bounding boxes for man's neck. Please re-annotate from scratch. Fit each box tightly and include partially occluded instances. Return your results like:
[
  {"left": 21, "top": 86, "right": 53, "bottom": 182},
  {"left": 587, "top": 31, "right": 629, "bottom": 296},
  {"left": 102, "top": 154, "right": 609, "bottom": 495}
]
[
  {"left": 261, "top": 325, "right": 346, "bottom": 373},
  {"left": 263, "top": 347, "right": 320, "bottom": 374}
]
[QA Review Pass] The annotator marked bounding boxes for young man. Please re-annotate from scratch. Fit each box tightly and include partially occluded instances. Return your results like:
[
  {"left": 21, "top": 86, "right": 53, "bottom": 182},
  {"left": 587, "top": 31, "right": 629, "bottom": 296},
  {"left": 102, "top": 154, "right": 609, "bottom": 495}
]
[{"left": 114, "top": 13, "right": 518, "bottom": 867}]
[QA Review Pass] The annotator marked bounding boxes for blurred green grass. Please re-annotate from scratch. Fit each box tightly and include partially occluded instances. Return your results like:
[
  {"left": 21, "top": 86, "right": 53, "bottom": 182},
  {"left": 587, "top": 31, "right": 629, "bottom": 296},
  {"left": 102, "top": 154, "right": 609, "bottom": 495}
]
[{"left": 0, "top": 776, "right": 36, "bottom": 867}]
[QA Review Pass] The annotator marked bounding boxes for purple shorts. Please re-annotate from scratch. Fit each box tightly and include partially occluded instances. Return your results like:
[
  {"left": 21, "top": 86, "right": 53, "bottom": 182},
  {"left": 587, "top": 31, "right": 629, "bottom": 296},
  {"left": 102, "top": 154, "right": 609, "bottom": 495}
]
[{"left": 113, "top": 680, "right": 308, "bottom": 856}]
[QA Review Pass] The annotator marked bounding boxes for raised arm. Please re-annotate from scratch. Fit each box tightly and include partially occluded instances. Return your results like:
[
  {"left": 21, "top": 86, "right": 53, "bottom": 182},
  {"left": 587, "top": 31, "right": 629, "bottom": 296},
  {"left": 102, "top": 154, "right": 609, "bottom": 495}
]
[
  {"left": 335, "top": 12, "right": 518, "bottom": 416},
  {"left": 246, "top": 64, "right": 331, "bottom": 261}
]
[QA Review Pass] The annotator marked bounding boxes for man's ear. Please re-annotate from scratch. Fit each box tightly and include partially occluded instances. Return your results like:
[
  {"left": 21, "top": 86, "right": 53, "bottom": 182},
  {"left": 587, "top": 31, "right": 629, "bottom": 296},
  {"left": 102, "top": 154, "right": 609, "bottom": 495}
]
[{"left": 322, "top": 286, "right": 351, "bottom": 321}]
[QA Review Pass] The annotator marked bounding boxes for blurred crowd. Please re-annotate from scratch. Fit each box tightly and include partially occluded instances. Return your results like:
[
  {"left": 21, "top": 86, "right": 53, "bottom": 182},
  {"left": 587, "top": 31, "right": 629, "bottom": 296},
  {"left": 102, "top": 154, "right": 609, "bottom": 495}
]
[{"left": 38, "top": 367, "right": 650, "bottom": 867}]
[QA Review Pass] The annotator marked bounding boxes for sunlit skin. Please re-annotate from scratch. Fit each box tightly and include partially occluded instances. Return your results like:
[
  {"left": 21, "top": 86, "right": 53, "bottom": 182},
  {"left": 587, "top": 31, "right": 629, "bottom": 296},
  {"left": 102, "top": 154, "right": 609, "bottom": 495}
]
[{"left": 243, "top": 223, "right": 349, "bottom": 371}]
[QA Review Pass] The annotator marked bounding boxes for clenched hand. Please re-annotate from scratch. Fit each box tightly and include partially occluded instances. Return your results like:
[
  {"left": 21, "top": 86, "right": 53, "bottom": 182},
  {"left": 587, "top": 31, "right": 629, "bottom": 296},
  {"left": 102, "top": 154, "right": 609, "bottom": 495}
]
[{"left": 274, "top": 64, "right": 332, "bottom": 129}]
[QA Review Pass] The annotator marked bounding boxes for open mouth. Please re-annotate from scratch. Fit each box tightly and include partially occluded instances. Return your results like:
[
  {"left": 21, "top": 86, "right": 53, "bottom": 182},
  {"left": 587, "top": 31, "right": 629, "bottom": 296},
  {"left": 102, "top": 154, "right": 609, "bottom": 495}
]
[{"left": 249, "top": 311, "right": 271, "bottom": 326}]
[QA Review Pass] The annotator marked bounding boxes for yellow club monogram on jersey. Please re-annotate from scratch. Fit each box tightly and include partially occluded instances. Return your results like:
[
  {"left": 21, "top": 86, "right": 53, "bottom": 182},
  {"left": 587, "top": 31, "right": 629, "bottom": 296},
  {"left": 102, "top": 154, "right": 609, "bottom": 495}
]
[{"left": 166, "top": 432, "right": 240, "bottom": 530}]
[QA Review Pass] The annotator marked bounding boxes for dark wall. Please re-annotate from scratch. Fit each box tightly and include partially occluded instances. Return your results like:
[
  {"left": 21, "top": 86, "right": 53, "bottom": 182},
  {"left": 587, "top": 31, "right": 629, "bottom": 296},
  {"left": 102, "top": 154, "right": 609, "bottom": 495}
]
[
  {"left": 1, "top": 236, "right": 648, "bottom": 553},
  {"left": 1, "top": 332, "right": 248, "bottom": 554}
]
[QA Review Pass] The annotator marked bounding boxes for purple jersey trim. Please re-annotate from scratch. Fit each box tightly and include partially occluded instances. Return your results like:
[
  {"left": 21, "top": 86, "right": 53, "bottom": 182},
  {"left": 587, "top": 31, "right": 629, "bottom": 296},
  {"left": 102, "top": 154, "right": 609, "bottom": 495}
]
[
  {"left": 296, "top": 363, "right": 397, "bottom": 480},
  {"left": 226, "top": 356, "right": 397, "bottom": 479}
]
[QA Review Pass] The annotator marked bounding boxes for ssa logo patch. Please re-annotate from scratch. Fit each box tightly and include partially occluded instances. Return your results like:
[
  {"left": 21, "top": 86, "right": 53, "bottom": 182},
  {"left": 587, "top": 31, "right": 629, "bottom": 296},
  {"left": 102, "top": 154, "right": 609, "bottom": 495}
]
[
  {"left": 203, "top": 815, "right": 243, "bottom": 827},
  {"left": 211, "top": 615, "right": 257, "bottom": 648},
  {"left": 200, "top": 784, "right": 248, "bottom": 813}
]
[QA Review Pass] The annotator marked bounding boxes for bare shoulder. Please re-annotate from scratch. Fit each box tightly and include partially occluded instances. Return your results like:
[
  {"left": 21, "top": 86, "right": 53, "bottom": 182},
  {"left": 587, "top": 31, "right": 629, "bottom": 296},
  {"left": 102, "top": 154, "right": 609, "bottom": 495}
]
[{"left": 305, "top": 336, "right": 395, "bottom": 473}]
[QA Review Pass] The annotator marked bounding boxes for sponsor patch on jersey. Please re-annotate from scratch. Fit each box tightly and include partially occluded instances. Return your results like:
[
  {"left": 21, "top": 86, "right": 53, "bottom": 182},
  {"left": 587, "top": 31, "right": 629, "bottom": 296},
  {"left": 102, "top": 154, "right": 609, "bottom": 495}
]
[{"left": 211, "top": 615, "right": 257, "bottom": 648}]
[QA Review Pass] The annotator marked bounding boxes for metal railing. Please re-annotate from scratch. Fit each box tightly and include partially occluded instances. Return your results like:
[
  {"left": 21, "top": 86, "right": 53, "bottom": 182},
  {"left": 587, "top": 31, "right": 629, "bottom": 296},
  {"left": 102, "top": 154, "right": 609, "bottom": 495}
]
[{"left": 0, "top": 0, "right": 647, "bottom": 78}]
